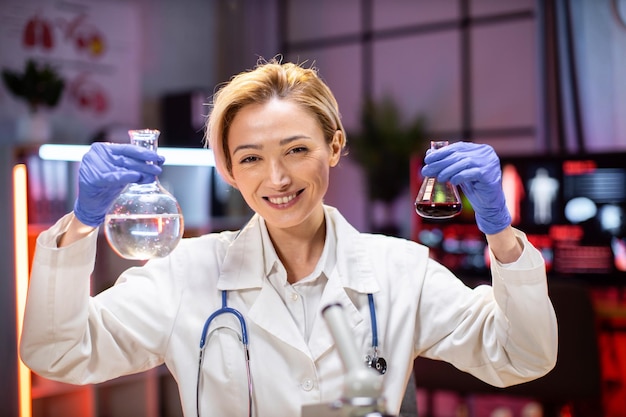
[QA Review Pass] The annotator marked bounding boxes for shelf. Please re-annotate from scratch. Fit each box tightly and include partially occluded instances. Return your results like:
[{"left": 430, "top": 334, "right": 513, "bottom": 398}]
[
  {"left": 32, "top": 385, "right": 94, "bottom": 417},
  {"left": 31, "top": 367, "right": 182, "bottom": 417},
  {"left": 31, "top": 376, "right": 88, "bottom": 399}
]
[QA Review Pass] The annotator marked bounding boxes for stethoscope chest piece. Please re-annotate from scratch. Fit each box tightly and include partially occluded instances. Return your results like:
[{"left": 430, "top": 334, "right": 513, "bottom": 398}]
[{"left": 366, "top": 354, "right": 387, "bottom": 375}]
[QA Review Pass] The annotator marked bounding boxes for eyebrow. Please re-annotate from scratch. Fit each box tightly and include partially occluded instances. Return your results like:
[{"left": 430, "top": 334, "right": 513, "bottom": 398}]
[{"left": 232, "top": 135, "right": 311, "bottom": 155}]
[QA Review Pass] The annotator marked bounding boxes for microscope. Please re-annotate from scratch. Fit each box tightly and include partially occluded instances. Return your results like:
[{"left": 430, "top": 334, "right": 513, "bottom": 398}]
[{"left": 301, "top": 303, "right": 396, "bottom": 417}]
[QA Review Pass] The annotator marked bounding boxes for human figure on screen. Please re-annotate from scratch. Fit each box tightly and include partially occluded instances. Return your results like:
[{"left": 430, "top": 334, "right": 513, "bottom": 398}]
[
  {"left": 528, "top": 168, "right": 559, "bottom": 224},
  {"left": 501, "top": 164, "right": 525, "bottom": 225}
]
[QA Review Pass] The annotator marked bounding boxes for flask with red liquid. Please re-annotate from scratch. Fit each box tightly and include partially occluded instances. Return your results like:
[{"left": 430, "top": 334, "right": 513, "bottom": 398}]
[{"left": 415, "top": 140, "right": 462, "bottom": 219}]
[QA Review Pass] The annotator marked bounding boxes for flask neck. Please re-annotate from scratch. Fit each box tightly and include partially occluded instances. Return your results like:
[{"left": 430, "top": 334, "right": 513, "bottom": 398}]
[
  {"left": 129, "top": 129, "right": 160, "bottom": 152},
  {"left": 430, "top": 140, "right": 449, "bottom": 150},
  {"left": 125, "top": 179, "right": 163, "bottom": 192}
]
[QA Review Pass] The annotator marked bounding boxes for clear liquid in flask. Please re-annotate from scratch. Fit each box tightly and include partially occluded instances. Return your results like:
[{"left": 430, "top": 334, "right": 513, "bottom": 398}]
[{"left": 105, "top": 213, "right": 183, "bottom": 260}]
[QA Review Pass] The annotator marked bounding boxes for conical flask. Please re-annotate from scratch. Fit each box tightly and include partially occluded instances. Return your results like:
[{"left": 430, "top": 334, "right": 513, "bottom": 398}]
[
  {"left": 104, "top": 129, "right": 184, "bottom": 260},
  {"left": 415, "top": 140, "right": 462, "bottom": 219}
]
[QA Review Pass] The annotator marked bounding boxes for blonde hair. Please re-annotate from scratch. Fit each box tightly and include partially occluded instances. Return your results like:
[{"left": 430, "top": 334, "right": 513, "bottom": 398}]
[{"left": 204, "top": 58, "right": 346, "bottom": 183}]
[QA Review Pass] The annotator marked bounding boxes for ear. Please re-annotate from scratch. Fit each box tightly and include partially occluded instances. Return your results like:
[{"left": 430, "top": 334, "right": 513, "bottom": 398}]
[
  {"left": 226, "top": 173, "right": 238, "bottom": 190},
  {"left": 329, "top": 130, "right": 344, "bottom": 167},
  {"left": 215, "top": 162, "right": 238, "bottom": 189}
]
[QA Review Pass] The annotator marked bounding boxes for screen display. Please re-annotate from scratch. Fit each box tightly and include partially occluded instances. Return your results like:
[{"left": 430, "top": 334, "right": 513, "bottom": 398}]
[{"left": 411, "top": 152, "right": 626, "bottom": 283}]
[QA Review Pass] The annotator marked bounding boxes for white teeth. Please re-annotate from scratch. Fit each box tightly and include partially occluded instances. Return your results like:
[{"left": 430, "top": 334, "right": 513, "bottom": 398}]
[{"left": 269, "top": 193, "right": 297, "bottom": 205}]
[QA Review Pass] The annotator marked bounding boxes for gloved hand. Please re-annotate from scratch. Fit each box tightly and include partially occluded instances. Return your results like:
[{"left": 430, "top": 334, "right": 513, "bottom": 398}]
[
  {"left": 74, "top": 143, "right": 165, "bottom": 227},
  {"left": 421, "top": 142, "right": 511, "bottom": 235}
]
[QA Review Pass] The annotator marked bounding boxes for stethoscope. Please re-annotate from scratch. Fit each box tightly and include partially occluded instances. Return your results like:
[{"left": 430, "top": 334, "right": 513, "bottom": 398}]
[{"left": 195, "top": 290, "right": 387, "bottom": 417}]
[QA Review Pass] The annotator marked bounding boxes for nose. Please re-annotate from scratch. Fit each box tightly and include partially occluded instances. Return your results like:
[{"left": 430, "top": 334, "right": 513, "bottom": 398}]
[{"left": 268, "top": 159, "right": 291, "bottom": 189}]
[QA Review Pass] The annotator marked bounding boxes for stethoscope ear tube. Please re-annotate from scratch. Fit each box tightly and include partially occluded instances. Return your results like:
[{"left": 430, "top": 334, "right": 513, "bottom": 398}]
[
  {"left": 367, "top": 294, "right": 387, "bottom": 375},
  {"left": 199, "top": 290, "right": 249, "bottom": 348},
  {"left": 197, "top": 290, "right": 252, "bottom": 417}
]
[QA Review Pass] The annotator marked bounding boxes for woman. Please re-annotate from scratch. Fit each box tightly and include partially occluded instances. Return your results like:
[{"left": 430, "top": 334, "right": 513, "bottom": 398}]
[{"left": 20, "top": 59, "right": 557, "bottom": 417}]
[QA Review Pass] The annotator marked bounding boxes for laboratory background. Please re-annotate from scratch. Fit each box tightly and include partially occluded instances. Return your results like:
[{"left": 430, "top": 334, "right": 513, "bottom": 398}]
[{"left": 1, "top": 0, "right": 625, "bottom": 416}]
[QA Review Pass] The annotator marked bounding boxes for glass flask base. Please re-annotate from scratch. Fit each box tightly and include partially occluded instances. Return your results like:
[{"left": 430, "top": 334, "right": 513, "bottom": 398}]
[
  {"left": 415, "top": 202, "right": 462, "bottom": 219},
  {"left": 104, "top": 213, "right": 183, "bottom": 260}
]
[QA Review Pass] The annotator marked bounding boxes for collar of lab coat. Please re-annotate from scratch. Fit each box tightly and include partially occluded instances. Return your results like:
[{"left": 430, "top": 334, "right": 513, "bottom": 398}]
[{"left": 216, "top": 205, "right": 380, "bottom": 295}]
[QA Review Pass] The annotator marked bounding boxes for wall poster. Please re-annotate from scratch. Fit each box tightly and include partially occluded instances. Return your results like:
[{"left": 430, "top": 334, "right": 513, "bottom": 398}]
[{"left": 0, "top": 0, "right": 141, "bottom": 144}]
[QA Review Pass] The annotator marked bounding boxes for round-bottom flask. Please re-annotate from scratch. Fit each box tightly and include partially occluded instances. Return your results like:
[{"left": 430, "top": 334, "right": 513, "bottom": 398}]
[
  {"left": 415, "top": 140, "right": 462, "bottom": 219},
  {"left": 104, "top": 129, "right": 184, "bottom": 260}
]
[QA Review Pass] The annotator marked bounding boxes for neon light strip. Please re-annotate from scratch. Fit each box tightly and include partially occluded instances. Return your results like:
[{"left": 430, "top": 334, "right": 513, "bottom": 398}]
[
  {"left": 38, "top": 144, "right": 215, "bottom": 167},
  {"left": 13, "top": 164, "right": 32, "bottom": 417}
]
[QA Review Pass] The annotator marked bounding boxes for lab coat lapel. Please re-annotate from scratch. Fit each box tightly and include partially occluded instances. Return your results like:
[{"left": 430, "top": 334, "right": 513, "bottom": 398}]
[
  {"left": 328, "top": 206, "right": 380, "bottom": 294},
  {"left": 217, "top": 215, "right": 308, "bottom": 354},
  {"left": 307, "top": 269, "right": 365, "bottom": 361},
  {"left": 247, "top": 283, "right": 310, "bottom": 355},
  {"left": 216, "top": 215, "right": 265, "bottom": 291},
  {"left": 217, "top": 214, "right": 309, "bottom": 354}
]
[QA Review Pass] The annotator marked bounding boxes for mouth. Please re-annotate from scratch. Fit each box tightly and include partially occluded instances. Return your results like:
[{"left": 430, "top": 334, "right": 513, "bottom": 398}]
[{"left": 264, "top": 189, "right": 304, "bottom": 205}]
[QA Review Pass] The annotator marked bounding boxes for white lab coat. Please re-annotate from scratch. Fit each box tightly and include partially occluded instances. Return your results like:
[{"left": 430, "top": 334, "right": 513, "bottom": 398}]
[{"left": 21, "top": 205, "right": 557, "bottom": 417}]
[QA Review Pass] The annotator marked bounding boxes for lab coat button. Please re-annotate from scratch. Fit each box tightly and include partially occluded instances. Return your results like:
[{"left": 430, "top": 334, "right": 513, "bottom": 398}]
[
  {"left": 301, "top": 378, "right": 314, "bottom": 391},
  {"left": 291, "top": 293, "right": 299, "bottom": 301}
]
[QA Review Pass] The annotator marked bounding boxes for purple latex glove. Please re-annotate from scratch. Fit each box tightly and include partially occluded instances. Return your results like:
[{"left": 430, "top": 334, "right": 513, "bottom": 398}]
[
  {"left": 421, "top": 142, "right": 511, "bottom": 235},
  {"left": 74, "top": 143, "right": 165, "bottom": 227}
]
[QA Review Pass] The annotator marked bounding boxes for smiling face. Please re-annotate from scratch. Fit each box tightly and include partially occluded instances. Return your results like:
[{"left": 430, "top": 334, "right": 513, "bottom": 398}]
[{"left": 228, "top": 98, "right": 342, "bottom": 232}]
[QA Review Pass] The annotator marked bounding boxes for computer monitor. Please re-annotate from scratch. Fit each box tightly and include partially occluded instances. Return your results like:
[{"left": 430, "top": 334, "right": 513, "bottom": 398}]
[{"left": 411, "top": 151, "right": 626, "bottom": 284}]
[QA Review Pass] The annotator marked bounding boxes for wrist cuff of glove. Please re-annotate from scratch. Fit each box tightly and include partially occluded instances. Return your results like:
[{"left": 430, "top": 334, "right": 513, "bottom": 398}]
[
  {"left": 73, "top": 200, "right": 105, "bottom": 228},
  {"left": 475, "top": 211, "right": 512, "bottom": 235}
]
